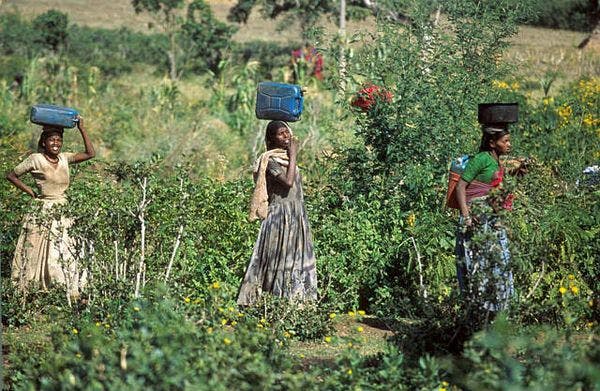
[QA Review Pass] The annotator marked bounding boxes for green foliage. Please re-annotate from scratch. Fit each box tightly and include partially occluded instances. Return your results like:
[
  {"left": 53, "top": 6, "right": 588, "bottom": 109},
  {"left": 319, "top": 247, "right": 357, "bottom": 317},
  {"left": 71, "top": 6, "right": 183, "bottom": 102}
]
[
  {"left": 231, "top": 40, "right": 300, "bottom": 80},
  {"left": 5, "top": 287, "right": 317, "bottom": 390},
  {"left": 179, "top": 0, "right": 237, "bottom": 75},
  {"left": 32, "top": 10, "right": 69, "bottom": 53},
  {"left": 132, "top": 0, "right": 236, "bottom": 79},
  {"left": 227, "top": 0, "right": 391, "bottom": 38},
  {"left": 526, "top": 0, "right": 599, "bottom": 32},
  {"left": 456, "top": 317, "right": 600, "bottom": 389}
]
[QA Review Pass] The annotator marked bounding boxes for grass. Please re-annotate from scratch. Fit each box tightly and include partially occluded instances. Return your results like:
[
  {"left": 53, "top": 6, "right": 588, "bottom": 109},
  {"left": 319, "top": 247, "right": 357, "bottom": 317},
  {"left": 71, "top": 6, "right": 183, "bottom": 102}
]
[{"left": 289, "top": 314, "right": 394, "bottom": 367}]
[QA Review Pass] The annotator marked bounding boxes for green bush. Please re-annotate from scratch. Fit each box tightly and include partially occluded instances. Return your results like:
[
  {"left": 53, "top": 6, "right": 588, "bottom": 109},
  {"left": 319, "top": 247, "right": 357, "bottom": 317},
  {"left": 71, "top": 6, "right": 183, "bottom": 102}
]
[
  {"left": 526, "top": 0, "right": 599, "bottom": 31},
  {"left": 5, "top": 287, "right": 317, "bottom": 390}
]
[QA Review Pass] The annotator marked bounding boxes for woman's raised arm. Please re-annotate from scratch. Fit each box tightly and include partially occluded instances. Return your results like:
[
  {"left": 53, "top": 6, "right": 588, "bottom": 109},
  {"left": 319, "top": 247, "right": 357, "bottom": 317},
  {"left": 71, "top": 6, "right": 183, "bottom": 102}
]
[{"left": 69, "top": 116, "right": 96, "bottom": 164}]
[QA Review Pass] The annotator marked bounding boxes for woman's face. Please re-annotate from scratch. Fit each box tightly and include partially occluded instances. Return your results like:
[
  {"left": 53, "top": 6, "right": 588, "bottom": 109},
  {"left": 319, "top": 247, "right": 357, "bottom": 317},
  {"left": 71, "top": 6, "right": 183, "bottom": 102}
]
[
  {"left": 491, "top": 134, "right": 511, "bottom": 155},
  {"left": 270, "top": 127, "right": 291, "bottom": 149},
  {"left": 42, "top": 132, "right": 63, "bottom": 156}
]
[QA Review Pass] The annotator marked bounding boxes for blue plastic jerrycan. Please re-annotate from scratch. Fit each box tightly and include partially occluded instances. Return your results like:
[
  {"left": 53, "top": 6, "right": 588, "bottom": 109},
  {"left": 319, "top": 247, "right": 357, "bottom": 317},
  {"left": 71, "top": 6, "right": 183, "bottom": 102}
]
[
  {"left": 255, "top": 82, "right": 304, "bottom": 122},
  {"left": 30, "top": 104, "right": 79, "bottom": 128}
]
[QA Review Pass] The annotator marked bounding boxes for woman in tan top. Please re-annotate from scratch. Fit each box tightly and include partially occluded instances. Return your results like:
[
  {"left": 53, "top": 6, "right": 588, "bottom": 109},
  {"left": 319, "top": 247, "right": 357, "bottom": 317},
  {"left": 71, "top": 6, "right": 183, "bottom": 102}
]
[{"left": 6, "top": 117, "right": 95, "bottom": 298}]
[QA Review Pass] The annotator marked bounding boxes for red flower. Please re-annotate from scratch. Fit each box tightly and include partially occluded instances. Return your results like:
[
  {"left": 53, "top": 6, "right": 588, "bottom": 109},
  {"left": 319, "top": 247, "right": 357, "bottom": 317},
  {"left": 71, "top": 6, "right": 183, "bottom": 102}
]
[
  {"left": 351, "top": 84, "right": 393, "bottom": 111},
  {"left": 502, "top": 193, "right": 515, "bottom": 211}
]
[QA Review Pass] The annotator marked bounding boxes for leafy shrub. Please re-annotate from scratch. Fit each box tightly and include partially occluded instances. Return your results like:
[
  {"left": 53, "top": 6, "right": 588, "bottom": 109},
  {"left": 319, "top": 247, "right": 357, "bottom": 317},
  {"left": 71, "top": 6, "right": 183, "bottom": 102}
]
[
  {"left": 32, "top": 9, "right": 69, "bottom": 53},
  {"left": 5, "top": 286, "right": 317, "bottom": 390},
  {"left": 455, "top": 316, "right": 600, "bottom": 389},
  {"left": 526, "top": 0, "right": 599, "bottom": 32}
]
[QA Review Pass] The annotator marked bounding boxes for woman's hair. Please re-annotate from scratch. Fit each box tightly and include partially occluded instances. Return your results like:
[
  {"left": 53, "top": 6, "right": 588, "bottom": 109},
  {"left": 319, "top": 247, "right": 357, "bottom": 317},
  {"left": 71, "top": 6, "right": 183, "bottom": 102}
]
[
  {"left": 479, "top": 125, "right": 509, "bottom": 152},
  {"left": 37, "top": 127, "right": 64, "bottom": 153},
  {"left": 265, "top": 120, "right": 290, "bottom": 149}
]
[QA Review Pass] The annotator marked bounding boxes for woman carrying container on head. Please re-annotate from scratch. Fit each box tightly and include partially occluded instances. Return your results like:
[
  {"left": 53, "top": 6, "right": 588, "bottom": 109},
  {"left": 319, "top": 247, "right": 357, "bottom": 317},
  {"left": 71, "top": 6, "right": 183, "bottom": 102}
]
[
  {"left": 6, "top": 115, "right": 95, "bottom": 299},
  {"left": 237, "top": 120, "right": 317, "bottom": 306},
  {"left": 454, "top": 103, "right": 526, "bottom": 314}
]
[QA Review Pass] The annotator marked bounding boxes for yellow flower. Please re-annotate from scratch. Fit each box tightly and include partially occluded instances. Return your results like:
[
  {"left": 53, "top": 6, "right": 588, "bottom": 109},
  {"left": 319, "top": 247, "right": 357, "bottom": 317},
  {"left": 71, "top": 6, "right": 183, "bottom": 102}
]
[
  {"left": 358, "top": 310, "right": 366, "bottom": 316},
  {"left": 589, "top": 300, "right": 594, "bottom": 307},
  {"left": 211, "top": 281, "right": 221, "bottom": 289},
  {"left": 407, "top": 213, "right": 416, "bottom": 227},
  {"left": 223, "top": 338, "right": 232, "bottom": 345},
  {"left": 227, "top": 306, "right": 235, "bottom": 312},
  {"left": 557, "top": 105, "right": 572, "bottom": 120},
  {"left": 260, "top": 318, "right": 267, "bottom": 324},
  {"left": 184, "top": 297, "right": 191, "bottom": 303},
  {"left": 133, "top": 306, "right": 140, "bottom": 312},
  {"left": 284, "top": 332, "right": 291, "bottom": 338},
  {"left": 568, "top": 274, "right": 575, "bottom": 280},
  {"left": 347, "top": 342, "right": 353, "bottom": 348},
  {"left": 257, "top": 323, "right": 264, "bottom": 329},
  {"left": 542, "top": 97, "right": 554, "bottom": 106},
  {"left": 511, "top": 82, "right": 520, "bottom": 90},
  {"left": 72, "top": 328, "right": 78, "bottom": 334},
  {"left": 95, "top": 322, "right": 101, "bottom": 327},
  {"left": 104, "top": 324, "right": 110, "bottom": 329},
  {"left": 442, "top": 381, "right": 449, "bottom": 386},
  {"left": 231, "top": 321, "right": 237, "bottom": 327},
  {"left": 207, "top": 327, "right": 213, "bottom": 334},
  {"left": 221, "top": 319, "right": 228, "bottom": 326},
  {"left": 559, "top": 286, "right": 567, "bottom": 295},
  {"left": 356, "top": 326, "right": 364, "bottom": 333},
  {"left": 570, "top": 286, "right": 579, "bottom": 295},
  {"left": 299, "top": 354, "right": 305, "bottom": 359},
  {"left": 492, "top": 80, "right": 510, "bottom": 89},
  {"left": 347, "top": 369, "right": 353, "bottom": 375},
  {"left": 324, "top": 336, "right": 332, "bottom": 343},
  {"left": 329, "top": 313, "right": 337, "bottom": 320},
  {"left": 237, "top": 312, "right": 244, "bottom": 318},
  {"left": 348, "top": 311, "right": 356, "bottom": 317},
  {"left": 439, "top": 388, "right": 447, "bottom": 391},
  {"left": 76, "top": 353, "right": 82, "bottom": 358},
  {"left": 587, "top": 322, "right": 594, "bottom": 329}
]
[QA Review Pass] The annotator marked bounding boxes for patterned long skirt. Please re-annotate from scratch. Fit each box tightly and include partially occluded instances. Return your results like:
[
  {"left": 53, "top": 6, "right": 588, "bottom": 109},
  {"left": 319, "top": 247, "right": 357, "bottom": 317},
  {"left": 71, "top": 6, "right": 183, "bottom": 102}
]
[{"left": 455, "top": 214, "right": 514, "bottom": 312}]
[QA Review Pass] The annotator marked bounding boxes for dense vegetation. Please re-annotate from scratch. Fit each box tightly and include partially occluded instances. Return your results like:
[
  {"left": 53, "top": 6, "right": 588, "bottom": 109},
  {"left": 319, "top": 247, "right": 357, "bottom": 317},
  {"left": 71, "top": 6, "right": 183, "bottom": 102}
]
[{"left": 0, "top": 0, "right": 598, "bottom": 389}]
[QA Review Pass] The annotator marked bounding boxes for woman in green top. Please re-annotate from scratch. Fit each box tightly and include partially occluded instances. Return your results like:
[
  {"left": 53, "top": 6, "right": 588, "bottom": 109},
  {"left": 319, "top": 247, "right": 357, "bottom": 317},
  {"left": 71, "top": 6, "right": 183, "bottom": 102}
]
[{"left": 455, "top": 125, "right": 514, "bottom": 313}]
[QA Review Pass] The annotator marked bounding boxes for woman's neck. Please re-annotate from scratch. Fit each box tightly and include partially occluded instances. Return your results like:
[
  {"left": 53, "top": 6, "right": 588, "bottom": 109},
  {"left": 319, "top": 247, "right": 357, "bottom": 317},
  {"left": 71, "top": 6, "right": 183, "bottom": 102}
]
[
  {"left": 43, "top": 152, "right": 59, "bottom": 163},
  {"left": 489, "top": 150, "right": 501, "bottom": 164}
]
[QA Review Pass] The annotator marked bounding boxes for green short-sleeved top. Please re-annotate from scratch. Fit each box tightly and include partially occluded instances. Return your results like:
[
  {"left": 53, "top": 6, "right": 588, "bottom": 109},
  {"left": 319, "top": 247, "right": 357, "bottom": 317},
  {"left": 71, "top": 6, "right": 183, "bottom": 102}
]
[{"left": 461, "top": 151, "right": 501, "bottom": 184}]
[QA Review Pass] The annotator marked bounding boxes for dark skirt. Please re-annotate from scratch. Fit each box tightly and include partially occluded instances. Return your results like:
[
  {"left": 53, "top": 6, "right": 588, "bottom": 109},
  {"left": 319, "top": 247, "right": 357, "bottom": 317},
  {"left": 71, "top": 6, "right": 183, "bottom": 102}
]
[{"left": 237, "top": 199, "right": 317, "bottom": 306}]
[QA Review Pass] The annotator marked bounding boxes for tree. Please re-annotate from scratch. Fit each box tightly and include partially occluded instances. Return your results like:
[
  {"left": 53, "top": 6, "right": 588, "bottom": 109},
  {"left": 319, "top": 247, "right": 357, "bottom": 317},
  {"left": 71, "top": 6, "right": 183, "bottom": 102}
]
[
  {"left": 132, "top": 0, "right": 235, "bottom": 79},
  {"left": 132, "top": 0, "right": 186, "bottom": 80},
  {"left": 578, "top": 0, "right": 600, "bottom": 50},
  {"left": 33, "top": 9, "right": 69, "bottom": 53},
  {"left": 179, "top": 1, "right": 236, "bottom": 75},
  {"left": 227, "top": 0, "right": 410, "bottom": 40}
]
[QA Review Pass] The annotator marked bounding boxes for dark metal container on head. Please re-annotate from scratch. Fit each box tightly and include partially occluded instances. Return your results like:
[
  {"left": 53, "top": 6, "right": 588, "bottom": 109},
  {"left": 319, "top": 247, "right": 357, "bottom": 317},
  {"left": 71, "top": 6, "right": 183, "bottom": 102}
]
[
  {"left": 30, "top": 104, "right": 79, "bottom": 128},
  {"left": 478, "top": 103, "right": 518, "bottom": 124}
]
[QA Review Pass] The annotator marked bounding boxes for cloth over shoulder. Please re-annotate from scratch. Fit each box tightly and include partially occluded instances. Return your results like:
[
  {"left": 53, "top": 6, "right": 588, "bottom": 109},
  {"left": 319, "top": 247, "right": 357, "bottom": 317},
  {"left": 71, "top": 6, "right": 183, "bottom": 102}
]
[{"left": 248, "top": 149, "right": 289, "bottom": 221}]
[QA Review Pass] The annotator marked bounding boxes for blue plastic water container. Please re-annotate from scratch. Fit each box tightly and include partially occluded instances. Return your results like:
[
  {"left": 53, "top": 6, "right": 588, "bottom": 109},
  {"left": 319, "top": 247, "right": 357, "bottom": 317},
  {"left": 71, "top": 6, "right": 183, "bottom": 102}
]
[
  {"left": 30, "top": 104, "right": 79, "bottom": 128},
  {"left": 255, "top": 82, "right": 303, "bottom": 122}
]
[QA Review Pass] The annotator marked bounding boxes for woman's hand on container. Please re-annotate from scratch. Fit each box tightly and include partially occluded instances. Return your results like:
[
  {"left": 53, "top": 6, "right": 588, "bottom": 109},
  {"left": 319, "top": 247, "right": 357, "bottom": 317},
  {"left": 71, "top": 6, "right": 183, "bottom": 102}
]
[
  {"left": 76, "top": 115, "right": 85, "bottom": 130},
  {"left": 288, "top": 138, "right": 299, "bottom": 156}
]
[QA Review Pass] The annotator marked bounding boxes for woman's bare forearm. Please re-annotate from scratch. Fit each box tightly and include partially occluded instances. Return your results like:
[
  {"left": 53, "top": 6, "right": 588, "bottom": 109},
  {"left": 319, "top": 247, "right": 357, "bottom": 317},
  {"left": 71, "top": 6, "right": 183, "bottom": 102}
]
[{"left": 6, "top": 171, "right": 35, "bottom": 198}]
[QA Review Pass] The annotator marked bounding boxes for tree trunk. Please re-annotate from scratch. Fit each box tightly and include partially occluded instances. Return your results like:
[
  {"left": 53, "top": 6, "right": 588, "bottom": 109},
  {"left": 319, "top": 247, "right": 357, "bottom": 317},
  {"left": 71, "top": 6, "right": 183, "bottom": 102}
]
[
  {"left": 579, "top": 21, "right": 600, "bottom": 50},
  {"left": 578, "top": 0, "right": 600, "bottom": 49},
  {"left": 339, "top": 0, "right": 346, "bottom": 94},
  {"left": 168, "top": 31, "right": 178, "bottom": 80}
]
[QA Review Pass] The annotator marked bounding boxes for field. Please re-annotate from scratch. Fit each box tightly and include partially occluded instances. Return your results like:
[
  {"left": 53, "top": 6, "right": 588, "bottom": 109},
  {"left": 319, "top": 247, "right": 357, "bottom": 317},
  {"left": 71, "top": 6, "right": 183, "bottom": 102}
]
[{"left": 0, "top": 1, "right": 599, "bottom": 389}]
